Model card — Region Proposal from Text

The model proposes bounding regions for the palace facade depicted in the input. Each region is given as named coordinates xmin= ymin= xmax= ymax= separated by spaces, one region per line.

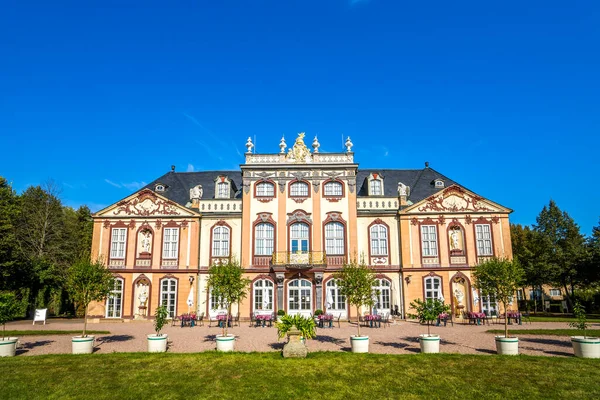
xmin=89 ymin=133 xmax=513 ymax=320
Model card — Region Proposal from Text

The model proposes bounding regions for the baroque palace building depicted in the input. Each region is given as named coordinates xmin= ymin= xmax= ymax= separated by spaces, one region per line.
xmin=90 ymin=133 xmax=513 ymax=321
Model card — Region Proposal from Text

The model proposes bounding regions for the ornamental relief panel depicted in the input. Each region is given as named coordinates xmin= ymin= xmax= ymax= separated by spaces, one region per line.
xmin=111 ymin=190 xmax=186 ymax=217
xmin=415 ymin=187 xmax=498 ymax=213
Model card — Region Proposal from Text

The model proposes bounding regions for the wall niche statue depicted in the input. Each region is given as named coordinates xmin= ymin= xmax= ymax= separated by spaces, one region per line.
xmin=448 ymin=226 xmax=464 ymax=255
xmin=137 ymin=229 xmax=153 ymax=258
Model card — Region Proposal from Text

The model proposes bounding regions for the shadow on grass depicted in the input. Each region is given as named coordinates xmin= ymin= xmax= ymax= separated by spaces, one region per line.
xmin=98 ymin=335 xmax=134 ymax=344
xmin=520 ymin=337 xmax=571 ymax=348
xmin=16 ymin=340 xmax=55 ymax=354
xmin=544 ymin=350 xmax=573 ymax=357
xmin=314 ymin=335 xmax=345 ymax=346
xmin=474 ymin=348 xmax=497 ymax=355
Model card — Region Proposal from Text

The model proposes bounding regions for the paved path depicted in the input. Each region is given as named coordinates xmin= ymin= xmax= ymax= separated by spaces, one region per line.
xmin=6 ymin=318 xmax=588 ymax=357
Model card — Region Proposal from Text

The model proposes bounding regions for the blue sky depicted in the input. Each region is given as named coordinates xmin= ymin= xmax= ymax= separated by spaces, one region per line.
xmin=1 ymin=0 xmax=598 ymax=234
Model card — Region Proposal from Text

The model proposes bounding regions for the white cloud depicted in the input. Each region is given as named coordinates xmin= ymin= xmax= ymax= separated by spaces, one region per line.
xmin=187 ymin=163 xmax=195 ymax=172
xmin=121 ymin=181 xmax=147 ymax=191
xmin=104 ymin=179 xmax=121 ymax=188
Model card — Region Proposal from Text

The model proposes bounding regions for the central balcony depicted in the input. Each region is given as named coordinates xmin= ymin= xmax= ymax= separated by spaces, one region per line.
xmin=272 ymin=251 xmax=326 ymax=269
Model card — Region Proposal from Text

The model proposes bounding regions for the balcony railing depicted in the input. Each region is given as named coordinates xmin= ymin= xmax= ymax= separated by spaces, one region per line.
xmin=272 ymin=251 xmax=326 ymax=268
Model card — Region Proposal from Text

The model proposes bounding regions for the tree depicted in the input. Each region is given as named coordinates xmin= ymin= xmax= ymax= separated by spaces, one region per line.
xmin=474 ymin=257 xmax=524 ymax=339
xmin=67 ymin=258 xmax=115 ymax=337
xmin=511 ymin=223 xmax=546 ymax=311
xmin=0 ymin=292 xmax=24 ymax=340
xmin=533 ymin=200 xmax=587 ymax=310
xmin=206 ymin=259 xmax=251 ymax=337
xmin=407 ymin=298 xmax=450 ymax=336
xmin=0 ymin=178 xmax=21 ymax=291
xmin=333 ymin=259 xmax=377 ymax=338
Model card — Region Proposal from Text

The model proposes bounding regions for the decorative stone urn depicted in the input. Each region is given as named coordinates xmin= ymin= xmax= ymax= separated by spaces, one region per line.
xmin=283 ymin=329 xmax=307 ymax=358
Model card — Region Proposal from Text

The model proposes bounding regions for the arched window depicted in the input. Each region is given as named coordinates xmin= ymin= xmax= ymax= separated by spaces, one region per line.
xmin=324 ymin=181 xmax=343 ymax=197
xmin=212 ymin=226 xmax=230 ymax=257
xmin=253 ymin=279 xmax=274 ymax=313
xmin=160 ymin=278 xmax=177 ymax=318
xmin=325 ymin=222 xmax=345 ymax=255
xmin=209 ymin=288 xmax=226 ymax=313
xmin=290 ymin=181 xmax=309 ymax=197
xmin=290 ymin=222 xmax=309 ymax=253
xmin=369 ymin=179 xmax=382 ymax=196
xmin=256 ymin=182 xmax=275 ymax=197
xmin=373 ymin=279 xmax=391 ymax=312
xmin=106 ymin=278 xmax=124 ymax=318
xmin=325 ymin=279 xmax=347 ymax=317
xmin=255 ymin=223 xmax=274 ymax=256
xmin=370 ymin=224 xmax=388 ymax=256
xmin=424 ymin=276 xmax=442 ymax=300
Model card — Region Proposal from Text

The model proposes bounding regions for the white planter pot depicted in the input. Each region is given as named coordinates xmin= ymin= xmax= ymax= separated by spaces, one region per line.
xmin=0 ymin=337 xmax=18 ymax=357
xmin=571 ymin=336 xmax=600 ymax=358
xmin=495 ymin=336 xmax=519 ymax=355
xmin=419 ymin=334 xmax=440 ymax=354
xmin=216 ymin=334 xmax=235 ymax=352
xmin=147 ymin=334 xmax=168 ymax=353
xmin=72 ymin=336 xmax=95 ymax=354
xmin=350 ymin=335 xmax=369 ymax=353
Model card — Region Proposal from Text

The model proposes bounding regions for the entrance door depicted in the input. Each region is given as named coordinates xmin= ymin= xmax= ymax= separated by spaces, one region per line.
xmin=325 ymin=279 xmax=347 ymax=319
xmin=106 ymin=278 xmax=124 ymax=318
xmin=288 ymin=279 xmax=312 ymax=317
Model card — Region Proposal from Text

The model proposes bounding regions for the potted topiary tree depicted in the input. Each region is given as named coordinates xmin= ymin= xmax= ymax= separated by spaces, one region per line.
xmin=333 ymin=259 xmax=377 ymax=353
xmin=206 ymin=258 xmax=251 ymax=352
xmin=67 ymin=258 xmax=115 ymax=354
xmin=408 ymin=298 xmax=450 ymax=354
xmin=569 ymin=301 xmax=600 ymax=358
xmin=0 ymin=292 xmax=22 ymax=357
xmin=276 ymin=314 xmax=317 ymax=358
xmin=473 ymin=257 xmax=524 ymax=355
xmin=147 ymin=304 xmax=169 ymax=352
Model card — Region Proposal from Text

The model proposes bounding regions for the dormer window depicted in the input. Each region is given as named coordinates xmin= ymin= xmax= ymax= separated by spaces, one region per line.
xmin=215 ymin=176 xmax=232 ymax=199
xmin=367 ymin=173 xmax=384 ymax=196
xmin=434 ymin=179 xmax=445 ymax=189
xmin=154 ymin=184 xmax=165 ymax=192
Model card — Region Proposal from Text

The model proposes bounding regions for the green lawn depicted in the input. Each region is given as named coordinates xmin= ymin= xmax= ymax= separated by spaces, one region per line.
xmin=530 ymin=316 xmax=600 ymax=323
xmin=1 ymin=330 xmax=110 ymax=337
xmin=1 ymin=353 xmax=598 ymax=399
xmin=487 ymin=329 xmax=600 ymax=337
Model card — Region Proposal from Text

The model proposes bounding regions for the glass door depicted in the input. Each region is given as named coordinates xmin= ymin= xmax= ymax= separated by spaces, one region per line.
xmin=106 ymin=278 xmax=123 ymax=318
xmin=288 ymin=279 xmax=312 ymax=317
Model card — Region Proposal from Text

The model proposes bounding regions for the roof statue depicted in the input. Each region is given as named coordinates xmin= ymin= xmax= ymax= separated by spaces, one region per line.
xmin=286 ymin=132 xmax=312 ymax=163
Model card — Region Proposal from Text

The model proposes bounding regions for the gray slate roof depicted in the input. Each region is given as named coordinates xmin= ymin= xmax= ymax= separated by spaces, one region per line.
xmin=140 ymin=167 xmax=459 ymax=209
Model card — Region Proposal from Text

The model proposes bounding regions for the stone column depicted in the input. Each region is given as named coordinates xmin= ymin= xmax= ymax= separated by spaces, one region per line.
xmin=276 ymin=272 xmax=285 ymax=311
xmin=315 ymin=272 xmax=324 ymax=311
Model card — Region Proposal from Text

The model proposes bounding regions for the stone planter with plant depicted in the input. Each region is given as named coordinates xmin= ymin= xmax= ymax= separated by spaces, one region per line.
xmin=206 ymin=259 xmax=251 ymax=352
xmin=276 ymin=314 xmax=317 ymax=358
xmin=277 ymin=309 xmax=285 ymax=323
xmin=474 ymin=257 xmax=524 ymax=355
xmin=333 ymin=259 xmax=377 ymax=353
xmin=569 ymin=301 xmax=600 ymax=358
xmin=0 ymin=292 xmax=22 ymax=357
xmin=147 ymin=305 xmax=169 ymax=353
xmin=67 ymin=258 xmax=115 ymax=355
xmin=408 ymin=298 xmax=450 ymax=354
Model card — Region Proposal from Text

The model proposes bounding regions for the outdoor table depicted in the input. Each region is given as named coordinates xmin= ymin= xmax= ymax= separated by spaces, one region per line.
xmin=317 ymin=314 xmax=334 ymax=328
xmin=468 ymin=312 xmax=486 ymax=325
xmin=436 ymin=313 xmax=449 ymax=326
xmin=180 ymin=314 xmax=196 ymax=327
xmin=506 ymin=312 xmax=522 ymax=325
xmin=255 ymin=314 xmax=272 ymax=328
xmin=217 ymin=314 xmax=232 ymax=328
xmin=364 ymin=314 xmax=381 ymax=328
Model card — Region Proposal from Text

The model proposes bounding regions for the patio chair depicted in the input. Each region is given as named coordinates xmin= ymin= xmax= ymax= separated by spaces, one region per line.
xmin=208 ymin=314 xmax=219 ymax=328
xmin=233 ymin=313 xmax=240 ymax=327
xmin=497 ymin=313 xmax=506 ymax=325
xmin=521 ymin=311 xmax=532 ymax=325
xmin=381 ymin=313 xmax=391 ymax=328
xmin=171 ymin=314 xmax=181 ymax=327
xmin=196 ymin=312 xmax=205 ymax=327
xmin=442 ymin=313 xmax=454 ymax=327
xmin=249 ymin=312 xmax=256 ymax=327
xmin=335 ymin=313 xmax=342 ymax=328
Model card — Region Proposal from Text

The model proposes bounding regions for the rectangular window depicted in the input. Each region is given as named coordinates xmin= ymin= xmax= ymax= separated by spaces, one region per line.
xmin=110 ymin=228 xmax=127 ymax=259
xmin=162 ymin=228 xmax=179 ymax=259
xmin=549 ymin=289 xmax=561 ymax=296
xmin=421 ymin=225 xmax=438 ymax=257
xmin=325 ymin=223 xmax=345 ymax=255
xmin=424 ymin=277 xmax=441 ymax=300
xmin=370 ymin=180 xmax=382 ymax=195
xmin=217 ymin=182 xmax=229 ymax=198
xmin=475 ymin=224 xmax=493 ymax=256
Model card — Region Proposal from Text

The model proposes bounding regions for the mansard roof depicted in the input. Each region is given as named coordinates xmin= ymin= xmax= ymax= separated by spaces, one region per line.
xmin=143 ymin=170 xmax=242 ymax=206
xmin=356 ymin=167 xmax=457 ymax=204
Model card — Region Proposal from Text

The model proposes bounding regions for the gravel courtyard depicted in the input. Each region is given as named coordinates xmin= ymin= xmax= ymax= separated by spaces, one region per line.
xmin=6 ymin=318 xmax=587 ymax=357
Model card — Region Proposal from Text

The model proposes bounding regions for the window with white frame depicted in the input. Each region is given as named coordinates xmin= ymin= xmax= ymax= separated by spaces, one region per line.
xmin=326 ymin=279 xmax=346 ymax=314
xmin=290 ymin=181 xmax=309 ymax=197
xmin=255 ymin=223 xmax=274 ymax=256
xmin=373 ymin=279 xmax=391 ymax=311
xmin=256 ymin=182 xmax=275 ymax=197
xmin=421 ymin=225 xmax=438 ymax=256
xmin=475 ymin=224 xmax=493 ymax=256
xmin=110 ymin=228 xmax=127 ymax=259
xmin=549 ymin=289 xmax=561 ymax=296
xmin=424 ymin=276 xmax=442 ymax=300
xmin=212 ymin=226 xmax=230 ymax=257
xmin=325 ymin=222 xmax=345 ymax=255
xmin=209 ymin=288 xmax=226 ymax=312
xmin=160 ymin=278 xmax=177 ymax=318
xmin=216 ymin=182 xmax=229 ymax=199
xmin=370 ymin=224 xmax=388 ymax=256
xmin=290 ymin=222 xmax=309 ymax=253
xmin=253 ymin=279 xmax=274 ymax=313
xmin=324 ymin=181 xmax=343 ymax=197
xmin=481 ymin=295 xmax=498 ymax=316
xmin=370 ymin=179 xmax=382 ymax=196
xmin=162 ymin=228 xmax=179 ymax=259
xmin=106 ymin=278 xmax=123 ymax=318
